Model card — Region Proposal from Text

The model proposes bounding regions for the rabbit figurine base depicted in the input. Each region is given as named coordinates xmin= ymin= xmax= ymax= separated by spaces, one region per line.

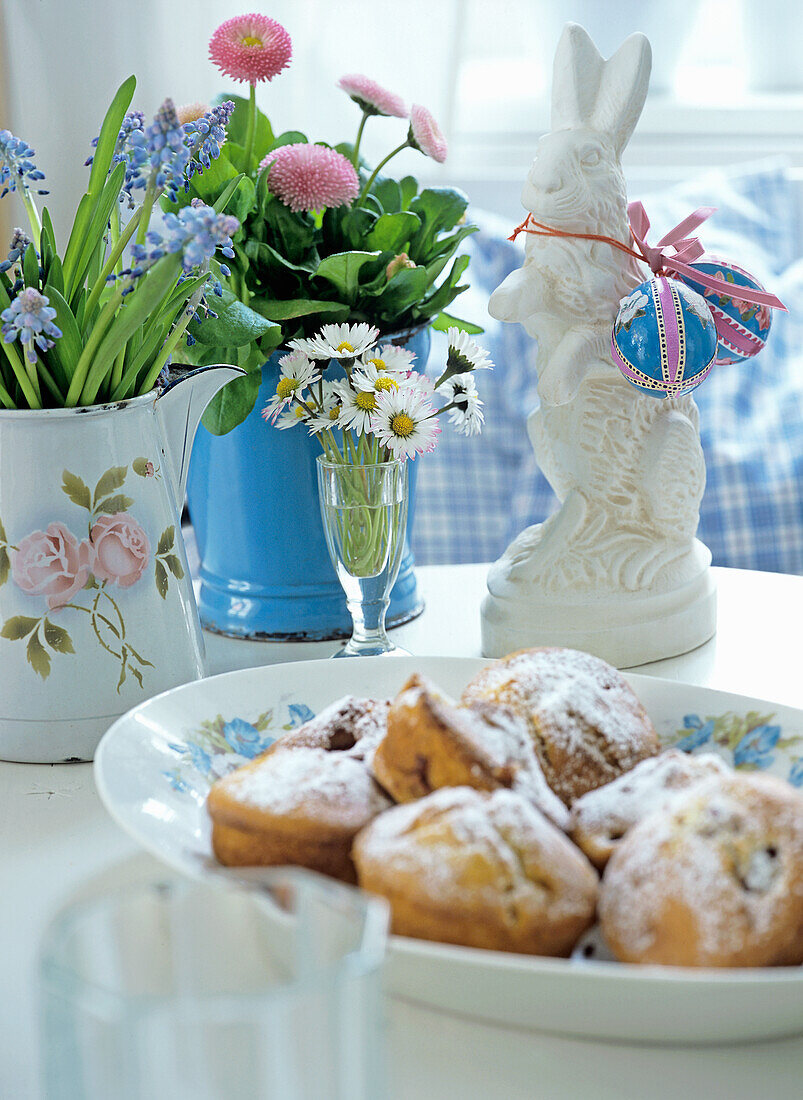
xmin=482 ymin=23 xmax=716 ymax=668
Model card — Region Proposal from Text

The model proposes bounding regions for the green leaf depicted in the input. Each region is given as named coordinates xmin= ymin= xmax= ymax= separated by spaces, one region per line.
xmin=155 ymin=560 xmax=168 ymax=600
xmin=418 ymin=254 xmax=470 ymax=316
xmin=61 ymin=193 xmax=93 ymax=296
xmin=43 ymin=285 xmax=83 ymax=385
xmin=187 ymin=154 xmax=239 ymax=204
xmin=41 ymin=207 xmax=58 ymax=255
xmin=157 ymin=526 xmax=175 ymax=555
xmin=366 ymin=212 xmax=421 ymax=253
xmin=262 ymin=200 xmax=315 ymax=265
xmin=314 ymin=251 xmax=382 ymax=304
xmin=201 ymin=370 xmax=261 ymax=435
xmin=1 ymin=615 xmax=39 ymax=640
xmin=164 ymin=553 xmax=185 ymax=580
xmin=222 ymin=95 xmax=275 ymax=162
xmin=86 ymin=255 xmax=184 ymax=401
xmin=94 ymin=494 xmax=134 ymax=515
xmin=43 ymin=618 xmax=75 ymax=654
xmin=399 ymin=176 xmax=419 ymax=209
xmin=189 ymin=290 xmax=280 ymax=347
xmin=44 ymin=254 xmax=65 ymax=297
xmin=62 ymin=470 xmax=91 ymax=510
xmin=213 ymin=173 xmax=246 ymax=215
xmin=267 ymin=130 xmax=308 ymax=151
xmin=223 ymin=141 xmax=249 ymax=175
xmin=26 ymin=630 xmax=51 ymax=679
xmin=373 ymin=265 xmax=431 ymax=318
xmin=70 ymin=161 xmax=127 ymax=294
xmin=249 ymin=297 xmax=350 ymax=323
xmin=94 ymin=466 xmax=128 ymax=504
xmin=430 ymin=311 xmax=484 ymax=335
xmin=0 ymin=547 xmax=8 ymax=587
xmin=22 ymin=243 xmax=39 ymax=289
xmin=86 ymin=75 xmax=136 ymax=205
xmin=63 ymin=74 xmax=136 ymax=294
xmin=132 ymin=457 xmax=150 ymax=477
xmin=227 ymin=175 xmax=256 ymax=224
xmin=409 ymin=187 xmax=469 ymax=261
xmin=372 ymin=178 xmax=402 ymax=214
xmin=0 ymin=516 xmax=6 ymax=542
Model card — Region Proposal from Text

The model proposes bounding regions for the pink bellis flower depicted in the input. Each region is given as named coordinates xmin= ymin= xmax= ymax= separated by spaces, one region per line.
xmin=209 ymin=13 xmax=292 ymax=85
xmin=260 ymin=143 xmax=360 ymax=214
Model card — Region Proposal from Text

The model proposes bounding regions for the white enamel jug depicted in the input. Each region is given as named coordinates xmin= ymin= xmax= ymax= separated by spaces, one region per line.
xmin=0 ymin=365 xmax=241 ymax=762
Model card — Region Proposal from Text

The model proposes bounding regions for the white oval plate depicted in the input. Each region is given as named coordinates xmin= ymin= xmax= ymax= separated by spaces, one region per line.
xmin=95 ymin=656 xmax=803 ymax=1045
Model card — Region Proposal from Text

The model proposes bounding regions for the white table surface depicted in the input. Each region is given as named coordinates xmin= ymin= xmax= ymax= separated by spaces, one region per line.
xmin=3 ymin=563 xmax=803 ymax=1100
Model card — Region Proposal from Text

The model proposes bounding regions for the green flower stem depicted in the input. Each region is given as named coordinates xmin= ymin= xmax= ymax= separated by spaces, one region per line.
xmin=135 ymin=177 xmax=157 ymax=247
xmin=243 ymin=83 xmax=257 ymax=172
xmin=324 ymin=459 xmax=404 ymax=577
xmin=355 ymin=139 xmax=410 ymax=209
xmin=21 ymin=188 xmax=43 ymax=250
xmin=0 ymin=340 xmax=41 ymax=408
xmin=65 ymin=286 xmax=124 ymax=405
xmin=0 ymin=376 xmax=14 ymax=409
xmin=352 ymin=110 xmax=369 ymax=168
xmin=83 ymin=208 xmax=142 ymax=325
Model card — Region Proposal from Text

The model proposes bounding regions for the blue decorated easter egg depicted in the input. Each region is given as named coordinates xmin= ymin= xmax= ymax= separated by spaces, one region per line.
xmin=679 ymin=259 xmax=772 ymax=365
xmin=611 ymin=276 xmax=717 ymax=399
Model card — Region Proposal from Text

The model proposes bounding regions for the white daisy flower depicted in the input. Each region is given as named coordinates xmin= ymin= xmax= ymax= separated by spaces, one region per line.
xmin=332 ymin=379 xmax=381 ymax=435
xmin=370 ymin=385 xmax=440 ymax=460
xmin=261 ymin=350 xmax=320 ymax=423
xmin=276 ymin=403 xmax=311 ymax=430
xmin=307 ymin=380 xmax=343 ymax=434
xmin=445 ymin=327 xmax=493 ymax=374
xmin=290 ymin=322 xmax=379 ymax=361
xmin=351 ymin=365 xmax=404 ymax=398
xmin=360 ymin=343 xmax=416 ymax=376
xmin=440 ymin=373 xmax=485 ymax=436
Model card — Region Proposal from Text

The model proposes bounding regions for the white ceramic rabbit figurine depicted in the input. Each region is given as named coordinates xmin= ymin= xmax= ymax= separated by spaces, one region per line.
xmin=482 ymin=24 xmax=716 ymax=667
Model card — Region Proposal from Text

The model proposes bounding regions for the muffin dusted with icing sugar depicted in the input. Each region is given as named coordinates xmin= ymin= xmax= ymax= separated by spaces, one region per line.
xmin=462 ymin=647 xmax=660 ymax=805
xmin=208 ymin=746 xmax=391 ymax=883
xmin=372 ymin=673 xmax=570 ymax=831
xmin=599 ymin=772 xmax=803 ymax=967
xmin=267 ymin=695 xmax=390 ymax=767
xmin=353 ymin=786 xmax=598 ymax=955
xmin=570 ymin=749 xmax=729 ymax=869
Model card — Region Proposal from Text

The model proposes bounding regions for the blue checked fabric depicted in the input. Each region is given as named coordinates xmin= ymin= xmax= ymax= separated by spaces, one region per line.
xmin=411 ymin=162 xmax=803 ymax=574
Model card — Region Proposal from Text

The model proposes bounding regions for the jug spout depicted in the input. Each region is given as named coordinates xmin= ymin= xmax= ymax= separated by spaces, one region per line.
xmin=156 ymin=364 xmax=245 ymax=502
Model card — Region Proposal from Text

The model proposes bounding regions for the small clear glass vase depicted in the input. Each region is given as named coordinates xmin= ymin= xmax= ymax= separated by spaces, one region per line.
xmin=316 ymin=457 xmax=410 ymax=657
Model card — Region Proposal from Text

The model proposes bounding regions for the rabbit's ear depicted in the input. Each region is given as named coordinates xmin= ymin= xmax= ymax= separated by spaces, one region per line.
xmin=591 ymin=33 xmax=652 ymax=154
xmin=551 ymin=23 xmax=605 ymax=131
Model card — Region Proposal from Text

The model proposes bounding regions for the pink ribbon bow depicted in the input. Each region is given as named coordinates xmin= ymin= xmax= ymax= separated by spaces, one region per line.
xmin=628 ymin=201 xmax=787 ymax=358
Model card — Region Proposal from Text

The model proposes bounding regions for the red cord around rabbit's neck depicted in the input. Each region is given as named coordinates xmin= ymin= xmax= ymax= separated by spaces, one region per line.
xmin=509 ymin=213 xmax=646 ymax=264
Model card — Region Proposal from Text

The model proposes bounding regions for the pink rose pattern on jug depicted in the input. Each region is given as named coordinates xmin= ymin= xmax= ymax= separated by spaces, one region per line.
xmin=0 ymin=460 xmax=184 ymax=685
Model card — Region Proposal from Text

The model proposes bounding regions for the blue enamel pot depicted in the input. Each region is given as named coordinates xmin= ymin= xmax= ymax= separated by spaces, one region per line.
xmin=187 ymin=326 xmax=428 ymax=639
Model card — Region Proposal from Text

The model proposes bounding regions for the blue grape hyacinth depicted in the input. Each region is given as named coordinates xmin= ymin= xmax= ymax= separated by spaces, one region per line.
xmin=0 ymin=227 xmax=33 ymax=275
xmin=184 ymin=102 xmax=235 ymax=178
xmin=1 ymin=288 xmax=62 ymax=363
xmin=162 ymin=204 xmax=238 ymax=272
xmin=0 ymin=130 xmax=47 ymax=198
xmin=125 ymin=98 xmax=190 ymax=203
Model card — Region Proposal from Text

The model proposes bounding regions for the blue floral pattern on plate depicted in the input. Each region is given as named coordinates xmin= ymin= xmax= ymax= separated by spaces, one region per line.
xmin=662 ymin=709 xmax=802 ymax=776
xmin=162 ymin=702 xmax=316 ymax=793
xmin=163 ymin=701 xmax=803 ymax=796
